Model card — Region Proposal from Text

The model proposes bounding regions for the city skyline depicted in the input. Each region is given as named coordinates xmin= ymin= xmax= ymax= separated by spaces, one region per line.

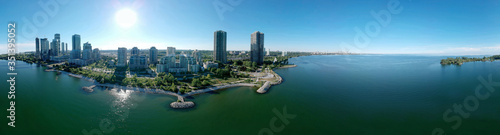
xmin=1 ymin=0 xmax=499 ymax=55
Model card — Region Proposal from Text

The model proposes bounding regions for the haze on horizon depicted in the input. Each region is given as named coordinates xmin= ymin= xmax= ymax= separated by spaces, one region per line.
xmin=0 ymin=0 xmax=499 ymax=55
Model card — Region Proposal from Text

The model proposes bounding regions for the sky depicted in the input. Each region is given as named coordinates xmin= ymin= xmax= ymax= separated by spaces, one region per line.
xmin=0 ymin=0 xmax=499 ymax=55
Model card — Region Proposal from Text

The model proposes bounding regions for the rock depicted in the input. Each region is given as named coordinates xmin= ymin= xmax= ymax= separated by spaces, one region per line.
xmin=170 ymin=101 xmax=195 ymax=109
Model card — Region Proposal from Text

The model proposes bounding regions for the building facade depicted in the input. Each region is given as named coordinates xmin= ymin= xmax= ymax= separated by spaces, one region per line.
xmin=167 ymin=47 xmax=176 ymax=56
xmin=129 ymin=55 xmax=148 ymax=70
xmin=82 ymin=42 xmax=92 ymax=60
xmin=71 ymin=34 xmax=81 ymax=59
xmin=192 ymin=49 xmax=202 ymax=65
xmin=131 ymin=47 xmax=139 ymax=56
xmin=214 ymin=30 xmax=227 ymax=63
xmin=157 ymin=52 xmax=200 ymax=74
xmin=40 ymin=38 xmax=50 ymax=60
xmin=65 ymin=43 xmax=68 ymax=55
xmin=117 ymin=47 xmax=127 ymax=67
xmin=35 ymin=37 xmax=40 ymax=59
xmin=93 ymin=48 xmax=101 ymax=60
xmin=50 ymin=38 xmax=60 ymax=56
xmin=250 ymin=31 xmax=264 ymax=65
xmin=203 ymin=61 xmax=219 ymax=70
xmin=149 ymin=46 xmax=158 ymax=64
xmin=61 ymin=42 xmax=65 ymax=54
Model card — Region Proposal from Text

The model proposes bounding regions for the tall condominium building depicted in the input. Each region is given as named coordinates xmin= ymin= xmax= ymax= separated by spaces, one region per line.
xmin=61 ymin=42 xmax=65 ymax=54
xmin=129 ymin=47 xmax=148 ymax=70
xmin=82 ymin=42 xmax=92 ymax=60
xmin=35 ymin=37 xmax=40 ymax=59
xmin=55 ymin=33 xmax=60 ymax=41
xmin=267 ymin=48 xmax=270 ymax=56
xmin=192 ymin=49 xmax=202 ymax=65
xmin=167 ymin=47 xmax=176 ymax=56
xmin=149 ymin=46 xmax=158 ymax=64
xmin=71 ymin=34 xmax=81 ymax=59
xmin=54 ymin=33 xmax=61 ymax=56
xmin=40 ymin=38 xmax=50 ymax=60
xmin=65 ymin=43 xmax=68 ymax=54
xmin=117 ymin=47 xmax=127 ymax=67
xmin=129 ymin=55 xmax=148 ymax=70
xmin=214 ymin=30 xmax=227 ymax=63
xmin=93 ymin=48 xmax=101 ymax=60
xmin=131 ymin=47 xmax=140 ymax=56
xmin=250 ymin=31 xmax=265 ymax=65
xmin=50 ymin=38 xmax=60 ymax=56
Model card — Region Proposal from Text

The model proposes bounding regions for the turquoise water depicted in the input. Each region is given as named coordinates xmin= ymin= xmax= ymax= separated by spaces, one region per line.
xmin=2 ymin=55 xmax=500 ymax=135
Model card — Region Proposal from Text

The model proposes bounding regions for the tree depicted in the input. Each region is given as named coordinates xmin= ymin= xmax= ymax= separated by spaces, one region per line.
xmin=202 ymin=80 xmax=210 ymax=86
xmin=170 ymin=83 xmax=177 ymax=92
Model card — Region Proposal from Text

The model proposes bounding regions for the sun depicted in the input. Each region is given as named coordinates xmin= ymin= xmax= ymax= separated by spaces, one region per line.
xmin=115 ymin=8 xmax=137 ymax=28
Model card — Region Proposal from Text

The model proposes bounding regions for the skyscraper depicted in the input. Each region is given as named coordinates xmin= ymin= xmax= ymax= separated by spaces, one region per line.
xmin=50 ymin=38 xmax=60 ymax=56
xmin=61 ymin=42 xmax=65 ymax=54
xmin=131 ymin=47 xmax=140 ymax=56
xmin=130 ymin=47 xmax=148 ymax=69
xmin=93 ymin=48 xmax=101 ymax=60
xmin=65 ymin=43 xmax=68 ymax=54
xmin=149 ymin=46 xmax=158 ymax=64
xmin=251 ymin=31 xmax=264 ymax=65
xmin=53 ymin=33 xmax=61 ymax=56
xmin=267 ymin=48 xmax=270 ymax=56
xmin=71 ymin=34 xmax=81 ymax=59
xmin=54 ymin=33 xmax=60 ymax=41
xmin=167 ymin=47 xmax=176 ymax=56
xmin=35 ymin=37 xmax=40 ymax=59
xmin=82 ymin=42 xmax=92 ymax=60
xmin=192 ymin=49 xmax=202 ymax=65
xmin=214 ymin=30 xmax=227 ymax=63
xmin=117 ymin=47 xmax=127 ymax=67
xmin=40 ymin=38 xmax=50 ymax=60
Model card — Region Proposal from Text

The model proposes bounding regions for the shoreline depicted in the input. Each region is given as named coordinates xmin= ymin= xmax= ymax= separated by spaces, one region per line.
xmin=30 ymin=59 xmax=294 ymax=109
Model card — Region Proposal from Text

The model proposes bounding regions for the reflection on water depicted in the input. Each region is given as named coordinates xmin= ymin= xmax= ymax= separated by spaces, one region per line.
xmin=109 ymin=89 xmax=133 ymax=122
xmin=112 ymin=89 xmax=132 ymax=102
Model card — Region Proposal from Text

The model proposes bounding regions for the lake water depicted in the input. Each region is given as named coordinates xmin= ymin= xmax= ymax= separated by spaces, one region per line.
xmin=2 ymin=55 xmax=500 ymax=135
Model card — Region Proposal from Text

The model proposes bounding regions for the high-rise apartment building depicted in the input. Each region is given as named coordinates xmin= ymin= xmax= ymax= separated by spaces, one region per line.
xmin=250 ymin=31 xmax=264 ymax=65
xmin=214 ymin=30 xmax=227 ymax=63
xmin=82 ymin=42 xmax=92 ymax=60
xmin=167 ymin=47 xmax=176 ymax=56
xmin=71 ymin=34 xmax=81 ymax=59
xmin=149 ymin=46 xmax=158 ymax=64
xmin=117 ymin=47 xmax=127 ymax=67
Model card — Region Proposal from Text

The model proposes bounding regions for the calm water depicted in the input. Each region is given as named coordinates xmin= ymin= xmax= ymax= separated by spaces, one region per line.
xmin=2 ymin=55 xmax=500 ymax=135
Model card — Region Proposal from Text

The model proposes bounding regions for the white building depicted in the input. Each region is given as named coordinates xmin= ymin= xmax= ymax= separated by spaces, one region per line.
xmin=203 ymin=61 xmax=219 ymax=70
xmin=157 ymin=52 xmax=200 ymax=74
xmin=167 ymin=47 xmax=176 ymax=56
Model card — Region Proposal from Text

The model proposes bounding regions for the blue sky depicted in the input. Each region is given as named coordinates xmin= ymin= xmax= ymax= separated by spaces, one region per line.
xmin=1 ymin=0 xmax=499 ymax=55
